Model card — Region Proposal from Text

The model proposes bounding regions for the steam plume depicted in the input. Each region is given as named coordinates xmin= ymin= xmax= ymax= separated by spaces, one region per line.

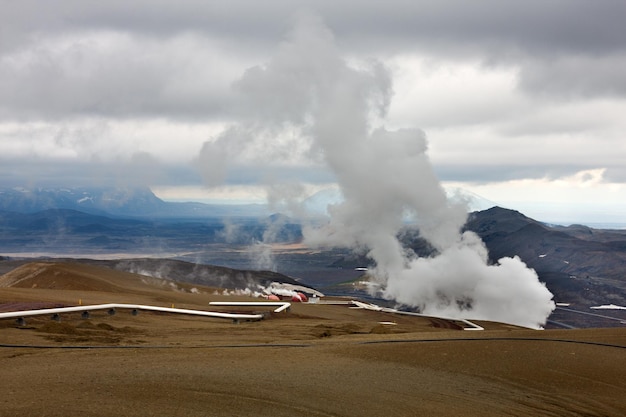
xmin=197 ymin=13 xmax=555 ymax=328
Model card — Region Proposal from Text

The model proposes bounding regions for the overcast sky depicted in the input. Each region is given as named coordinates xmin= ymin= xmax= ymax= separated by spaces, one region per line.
xmin=1 ymin=1 xmax=625 ymax=225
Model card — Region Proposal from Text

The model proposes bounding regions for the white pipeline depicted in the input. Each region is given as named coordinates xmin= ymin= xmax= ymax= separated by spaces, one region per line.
xmin=209 ymin=301 xmax=292 ymax=313
xmin=351 ymin=300 xmax=485 ymax=331
xmin=0 ymin=303 xmax=264 ymax=321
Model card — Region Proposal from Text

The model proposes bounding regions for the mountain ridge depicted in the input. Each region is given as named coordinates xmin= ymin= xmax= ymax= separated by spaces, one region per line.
xmin=0 ymin=186 xmax=267 ymax=218
xmin=1 ymin=189 xmax=626 ymax=325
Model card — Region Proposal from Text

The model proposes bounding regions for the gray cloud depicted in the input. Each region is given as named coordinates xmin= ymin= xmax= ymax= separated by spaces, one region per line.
xmin=0 ymin=32 xmax=236 ymax=121
xmin=0 ymin=0 xmax=625 ymax=219
xmin=3 ymin=1 xmax=625 ymax=122
xmin=519 ymin=55 xmax=626 ymax=98
xmin=5 ymin=1 xmax=624 ymax=54
xmin=0 ymin=153 xmax=170 ymax=189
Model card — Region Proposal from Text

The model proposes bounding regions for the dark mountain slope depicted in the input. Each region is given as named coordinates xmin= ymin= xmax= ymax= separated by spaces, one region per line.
xmin=465 ymin=207 xmax=626 ymax=307
xmin=466 ymin=207 xmax=626 ymax=280
xmin=91 ymin=258 xmax=308 ymax=290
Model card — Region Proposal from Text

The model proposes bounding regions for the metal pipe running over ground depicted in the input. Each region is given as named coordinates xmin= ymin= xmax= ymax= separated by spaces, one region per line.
xmin=350 ymin=300 xmax=485 ymax=331
xmin=0 ymin=303 xmax=266 ymax=322
xmin=209 ymin=301 xmax=292 ymax=313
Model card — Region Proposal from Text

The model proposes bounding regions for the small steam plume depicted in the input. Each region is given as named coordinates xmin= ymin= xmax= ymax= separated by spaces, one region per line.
xmin=196 ymin=13 xmax=554 ymax=328
xmin=218 ymin=218 xmax=275 ymax=270
xmin=248 ymin=241 xmax=276 ymax=271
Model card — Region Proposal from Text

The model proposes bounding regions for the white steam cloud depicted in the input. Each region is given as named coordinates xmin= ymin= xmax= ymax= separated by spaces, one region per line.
xmin=196 ymin=13 xmax=555 ymax=329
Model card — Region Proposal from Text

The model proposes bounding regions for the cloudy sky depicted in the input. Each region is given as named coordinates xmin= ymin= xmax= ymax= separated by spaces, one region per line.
xmin=2 ymin=0 xmax=625 ymax=225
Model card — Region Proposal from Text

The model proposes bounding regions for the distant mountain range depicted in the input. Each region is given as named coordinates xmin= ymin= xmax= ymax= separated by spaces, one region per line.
xmin=0 ymin=186 xmax=496 ymax=219
xmin=1 ymin=187 xmax=626 ymax=325
xmin=0 ymin=186 xmax=267 ymax=218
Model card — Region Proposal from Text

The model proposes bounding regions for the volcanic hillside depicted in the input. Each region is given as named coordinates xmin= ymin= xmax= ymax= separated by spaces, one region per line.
xmin=1 ymin=261 xmax=626 ymax=416
xmin=0 ymin=261 xmax=224 ymax=314
xmin=0 ymin=261 xmax=203 ymax=294
xmin=464 ymin=207 xmax=626 ymax=308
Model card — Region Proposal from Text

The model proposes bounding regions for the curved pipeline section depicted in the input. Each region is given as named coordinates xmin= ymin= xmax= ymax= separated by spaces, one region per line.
xmin=0 ymin=303 xmax=265 ymax=321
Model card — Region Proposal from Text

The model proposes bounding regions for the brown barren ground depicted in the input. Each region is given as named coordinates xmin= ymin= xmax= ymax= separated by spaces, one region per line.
xmin=1 ymin=262 xmax=625 ymax=416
